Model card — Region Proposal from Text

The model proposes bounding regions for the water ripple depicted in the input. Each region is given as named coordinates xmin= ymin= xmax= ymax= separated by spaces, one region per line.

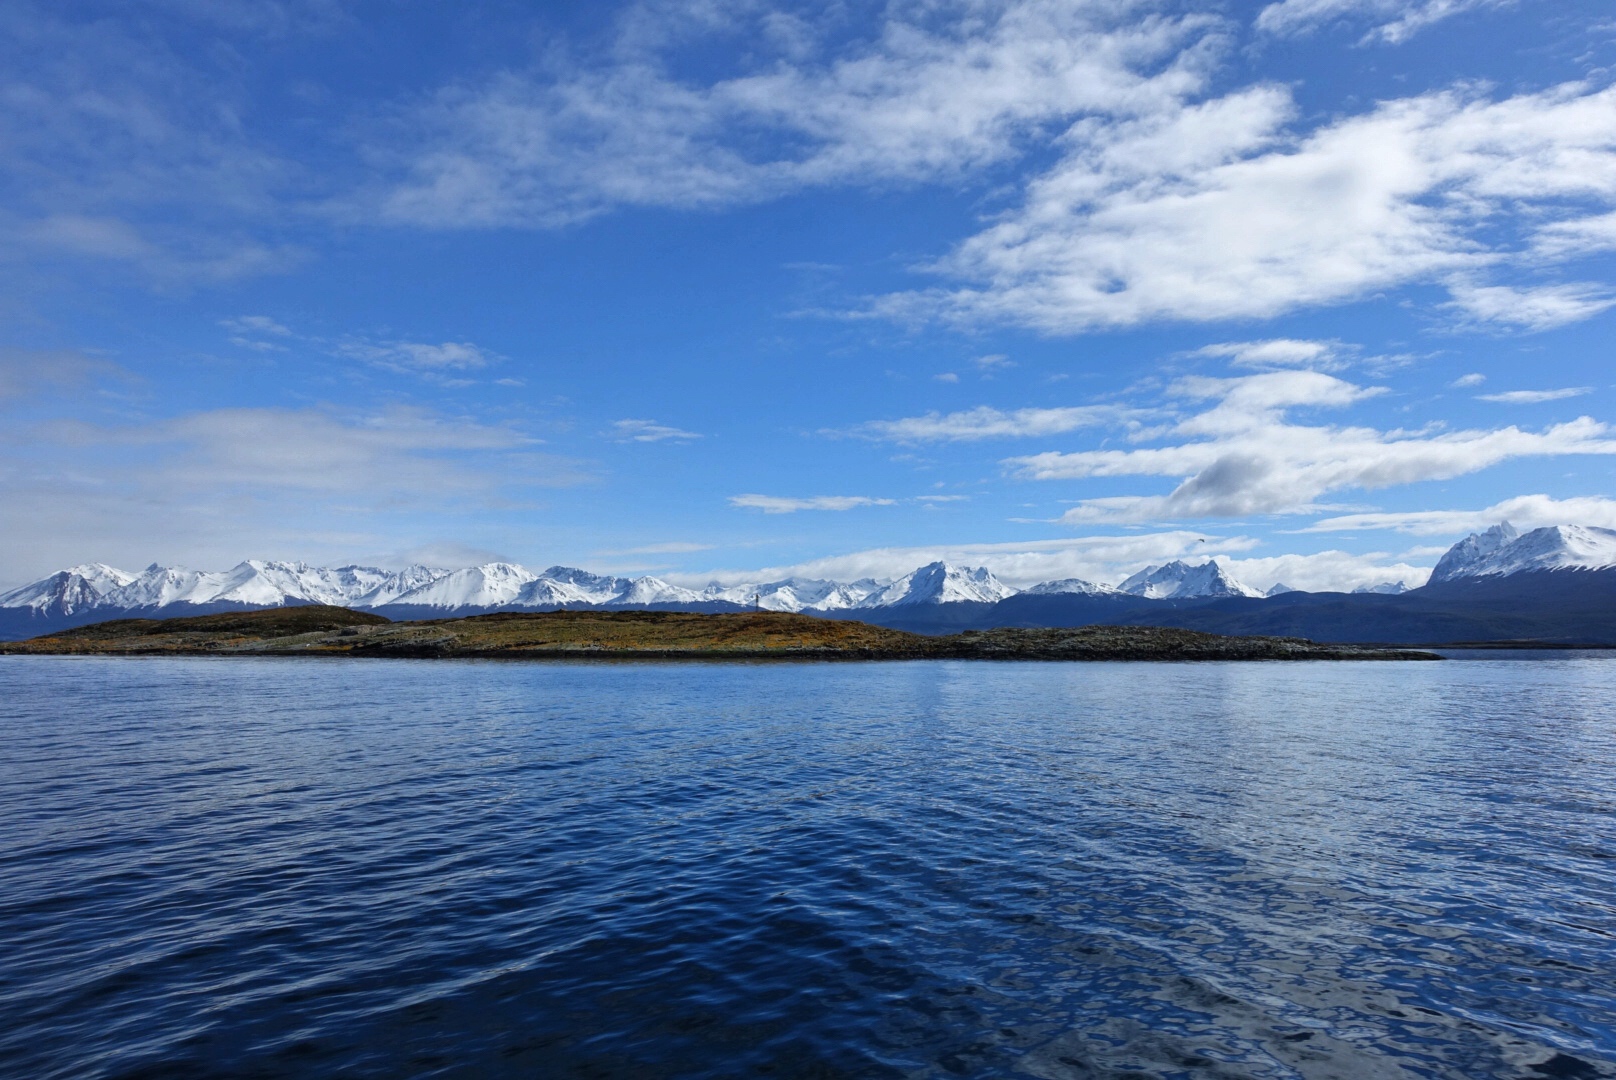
xmin=1 ymin=656 xmax=1613 ymax=1078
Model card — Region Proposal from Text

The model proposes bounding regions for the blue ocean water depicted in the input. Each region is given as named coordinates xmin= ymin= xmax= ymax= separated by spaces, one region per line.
xmin=1 ymin=656 xmax=1613 ymax=1079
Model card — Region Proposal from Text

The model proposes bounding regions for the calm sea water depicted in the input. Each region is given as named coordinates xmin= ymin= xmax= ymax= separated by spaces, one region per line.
xmin=2 ymin=656 xmax=1614 ymax=1080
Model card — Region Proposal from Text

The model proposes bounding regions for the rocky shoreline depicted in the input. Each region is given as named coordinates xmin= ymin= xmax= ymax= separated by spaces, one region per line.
xmin=0 ymin=607 xmax=1441 ymax=662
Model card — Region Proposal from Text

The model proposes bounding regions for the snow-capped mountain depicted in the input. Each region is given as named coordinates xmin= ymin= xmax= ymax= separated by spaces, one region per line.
xmin=1022 ymin=577 xmax=1119 ymax=597
xmin=384 ymin=563 xmax=541 ymax=608
xmin=1430 ymin=523 xmax=1616 ymax=583
xmin=1264 ymin=583 xmax=1298 ymax=597
xmin=1118 ymin=560 xmax=1263 ymax=600
xmin=697 ymin=577 xmax=884 ymax=613
xmin=353 ymin=565 xmax=453 ymax=606
xmin=0 ymin=563 xmax=137 ymax=616
xmin=614 ymin=576 xmax=704 ymax=606
xmin=1353 ymin=581 xmax=1410 ymax=595
xmin=1429 ymin=523 xmax=1519 ymax=584
xmin=521 ymin=567 xmax=633 ymax=606
xmin=856 ymin=562 xmax=1016 ymax=607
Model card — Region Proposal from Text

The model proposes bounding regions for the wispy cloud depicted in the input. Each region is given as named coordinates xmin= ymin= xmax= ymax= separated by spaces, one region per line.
xmin=1478 ymin=388 xmax=1593 ymax=404
xmin=595 ymin=541 xmax=715 ymax=556
xmin=221 ymin=315 xmax=294 ymax=337
xmin=1255 ymin=0 xmax=1515 ymax=44
xmin=372 ymin=1 xmax=1221 ymax=227
xmin=729 ymin=494 xmax=895 ymax=514
xmin=1193 ymin=339 xmax=1344 ymax=371
xmin=0 ymin=348 xmax=129 ymax=401
xmin=339 ymin=340 xmax=496 ymax=373
xmin=610 ymin=419 xmax=703 ymax=443
xmin=0 ymin=404 xmax=592 ymax=580
xmin=859 ymin=405 xmax=1124 ymax=442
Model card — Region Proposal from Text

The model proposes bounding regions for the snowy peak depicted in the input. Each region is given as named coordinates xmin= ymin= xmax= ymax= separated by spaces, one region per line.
xmin=0 ymin=563 xmax=136 ymax=615
xmin=614 ymin=576 xmax=703 ymax=606
xmin=1023 ymin=577 xmax=1118 ymax=597
xmin=352 ymin=565 xmax=452 ymax=607
xmin=1353 ymin=581 xmax=1410 ymax=595
xmin=520 ymin=567 xmax=631 ymax=606
xmin=1119 ymin=560 xmax=1262 ymax=600
xmin=387 ymin=563 xmax=540 ymax=608
xmin=858 ymin=562 xmax=1016 ymax=607
xmin=1430 ymin=523 xmax=1616 ymax=583
xmin=699 ymin=577 xmax=882 ymax=613
xmin=1264 ymin=583 xmax=1298 ymax=597
xmin=1429 ymin=522 xmax=1521 ymax=584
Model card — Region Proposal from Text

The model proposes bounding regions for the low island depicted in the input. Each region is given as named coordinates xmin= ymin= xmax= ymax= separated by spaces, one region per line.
xmin=1 ymin=606 xmax=1440 ymax=661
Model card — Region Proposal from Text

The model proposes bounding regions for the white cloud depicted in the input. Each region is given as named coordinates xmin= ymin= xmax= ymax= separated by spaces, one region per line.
xmin=375 ymin=0 xmax=1222 ymax=227
xmin=1477 ymin=387 xmax=1593 ymax=404
xmin=1304 ymin=494 xmax=1616 ymax=535
xmin=595 ymin=541 xmax=716 ymax=556
xmin=974 ymin=354 xmax=1015 ymax=370
xmin=860 ymin=404 xmax=1123 ymax=442
xmin=0 ymin=10 xmax=307 ymax=286
xmin=728 ymin=494 xmax=896 ymax=513
xmin=0 ymin=348 xmax=127 ymax=401
xmin=1255 ymin=0 xmax=1514 ymax=44
xmin=220 ymin=315 xmax=293 ymax=337
xmin=673 ymin=531 xmax=1431 ymax=592
xmin=1220 ymin=549 xmax=1432 ymax=591
xmin=339 ymin=339 xmax=496 ymax=373
xmin=881 ymin=81 xmax=1616 ymax=333
xmin=1193 ymin=339 xmax=1343 ymax=370
xmin=1445 ymin=283 xmax=1616 ymax=331
xmin=611 ymin=419 xmax=703 ymax=442
xmin=1003 ymin=371 xmax=1616 ymax=522
xmin=1534 ymin=210 xmax=1616 ymax=260
xmin=0 ymin=405 xmax=591 ymax=581
xmin=1451 ymin=373 xmax=1486 ymax=388
xmin=678 ymin=531 xmax=1256 ymax=588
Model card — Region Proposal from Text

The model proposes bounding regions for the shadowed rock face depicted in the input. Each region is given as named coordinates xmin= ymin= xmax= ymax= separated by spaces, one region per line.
xmin=2 ymin=607 xmax=1438 ymax=662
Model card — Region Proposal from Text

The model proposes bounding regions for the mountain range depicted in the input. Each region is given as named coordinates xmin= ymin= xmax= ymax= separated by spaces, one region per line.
xmin=5 ymin=523 xmax=1616 ymax=644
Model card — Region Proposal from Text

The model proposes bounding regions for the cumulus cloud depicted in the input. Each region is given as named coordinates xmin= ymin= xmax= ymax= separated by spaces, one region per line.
xmin=1477 ymin=387 xmax=1594 ymax=404
xmin=859 ymin=405 xmax=1124 ymax=442
xmin=1002 ymin=370 xmax=1616 ymax=523
xmin=611 ymin=419 xmax=703 ymax=442
xmin=1304 ymin=494 xmax=1616 ymax=535
xmin=1255 ymin=0 xmax=1514 ymax=44
xmin=729 ymin=494 xmax=896 ymax=514
xmin=880 ymin=81 xmax=1616 ymax=333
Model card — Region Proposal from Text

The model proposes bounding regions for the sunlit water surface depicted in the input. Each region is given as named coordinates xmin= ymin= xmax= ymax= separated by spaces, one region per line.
xmin=1 ymin=656 xmax=1613 ymax=1079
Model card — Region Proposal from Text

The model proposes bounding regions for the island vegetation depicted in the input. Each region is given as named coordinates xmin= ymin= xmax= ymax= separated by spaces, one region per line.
xmin=0 ymin=606 xmax=1440 ymax=661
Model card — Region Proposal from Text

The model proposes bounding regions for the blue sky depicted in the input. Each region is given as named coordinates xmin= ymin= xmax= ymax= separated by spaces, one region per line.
xmin=3 ymin=0 xmax=1616 ymax=591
